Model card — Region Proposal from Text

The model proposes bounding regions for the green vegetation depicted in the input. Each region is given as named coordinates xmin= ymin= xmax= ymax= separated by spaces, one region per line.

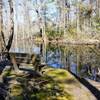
xmin=1 ymin=66 xmax=95 ymax=100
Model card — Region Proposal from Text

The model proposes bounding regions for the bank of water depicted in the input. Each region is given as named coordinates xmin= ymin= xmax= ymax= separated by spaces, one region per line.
xmin=0 ymin=42 xmax=100 ymax=100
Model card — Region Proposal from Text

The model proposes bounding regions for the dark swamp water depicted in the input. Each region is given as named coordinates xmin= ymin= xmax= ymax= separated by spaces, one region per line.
xmin=10 ymin=42 xmax=100 ymax=82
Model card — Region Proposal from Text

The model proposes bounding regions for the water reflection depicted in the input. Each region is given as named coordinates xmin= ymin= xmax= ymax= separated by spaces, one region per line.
xmin=10 ymin=42 xmax=100 ymax=82
xmin=10 ymin=42 xmax=41 ymax=54
xmin=44 ymin=43 xmax=100 ymax=82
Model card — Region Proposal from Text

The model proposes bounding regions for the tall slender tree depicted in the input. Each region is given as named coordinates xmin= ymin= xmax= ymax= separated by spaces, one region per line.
xmin=96 ymin=0 xmax=100 ymax=17
xmin=8 ymin=0 xmax=19 ymax=71
xmin=0 ymin=0 xmax=6 ymax=52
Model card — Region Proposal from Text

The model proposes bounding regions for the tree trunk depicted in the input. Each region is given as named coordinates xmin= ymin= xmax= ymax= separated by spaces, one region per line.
xmin=63 ymin=0 xmax=66 ymax=38
xmin=0 ymin=0 xmax=6 ymax=52
xmin=8 ymin=0 xmax=19 ymax=72
xmin=76 ymin=0 xmax=80 ymax=34
xmin=96 ymin=0 xmax=100 ymax=17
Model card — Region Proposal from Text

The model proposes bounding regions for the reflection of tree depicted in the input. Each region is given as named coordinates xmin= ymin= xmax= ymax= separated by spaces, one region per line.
xmin=40 ymin=42 xmax=47 ymax=64
xmin=45 ymin=44 xmax=100 ymax=80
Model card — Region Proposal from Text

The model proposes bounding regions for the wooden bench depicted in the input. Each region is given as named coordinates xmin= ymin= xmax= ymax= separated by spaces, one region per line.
xmin=3 ymin=52 xmax=45 ymax=72
xmin=3 ymin=52 xmax=36 ymax=64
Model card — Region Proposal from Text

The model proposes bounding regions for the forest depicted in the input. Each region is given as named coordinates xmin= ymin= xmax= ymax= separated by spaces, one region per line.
xmin=0 ymin=0 xmax=100 ymax=100
xmin=0 ymin=0 xmax=100 ymax=45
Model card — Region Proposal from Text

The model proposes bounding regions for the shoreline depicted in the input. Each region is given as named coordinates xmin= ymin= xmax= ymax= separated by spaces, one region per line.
xmin=33 ymin=38 xmax=100 ymax=45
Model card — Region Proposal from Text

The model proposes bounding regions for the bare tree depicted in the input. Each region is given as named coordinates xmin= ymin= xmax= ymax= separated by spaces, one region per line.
xmin=8 ymin=0 xmax=19 ymax=71
xmin=96 ymin=0 xmax=100 ymax=17
xmin=0 ymin=0 xmax=6 ymax=52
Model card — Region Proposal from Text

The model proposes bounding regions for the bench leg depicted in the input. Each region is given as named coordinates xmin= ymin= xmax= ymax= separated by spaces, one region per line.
xmin=10 ymin=54 xmax=19 ymax=72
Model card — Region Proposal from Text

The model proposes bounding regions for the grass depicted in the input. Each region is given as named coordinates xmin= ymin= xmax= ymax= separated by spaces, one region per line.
xmin=10 ymin=84 xmax=23 ymax=96
xmin=2 ymin=66 xmax=95 ymax=100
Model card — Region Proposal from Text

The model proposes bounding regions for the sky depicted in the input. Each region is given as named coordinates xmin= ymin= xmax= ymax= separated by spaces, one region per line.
xmin=2 ymin=0 xmax=94 ymax=33
xmin=14 ymin=0 xmax=57 ymax=23
xmin=3 ymin=0 xmax=91 ymax=24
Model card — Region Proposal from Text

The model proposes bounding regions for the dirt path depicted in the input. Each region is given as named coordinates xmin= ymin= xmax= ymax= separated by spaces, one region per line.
xmin=43 ymin=68 xmax=97 ymax=100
